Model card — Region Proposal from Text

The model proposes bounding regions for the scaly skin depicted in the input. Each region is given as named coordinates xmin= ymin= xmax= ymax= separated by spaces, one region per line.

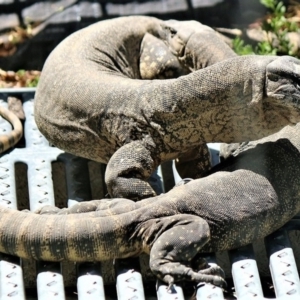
xmin=0 ymin=106 xmax=23 ymax=153
xmin=34 ymin=16 xmax=300 ymax=200
xmin=0 ymin=124 xmax=300 ymax=288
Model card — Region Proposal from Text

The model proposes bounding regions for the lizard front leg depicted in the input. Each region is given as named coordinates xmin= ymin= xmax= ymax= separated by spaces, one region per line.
xmin=105 ymin=141 xmax=160 ymax=200
xmin=146 ymin=214 xmax=226 ymax=288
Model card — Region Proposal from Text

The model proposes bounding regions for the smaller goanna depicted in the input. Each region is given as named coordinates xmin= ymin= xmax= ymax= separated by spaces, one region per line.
xmin=0 ymin=106 xmax=23 ymax=153
xmin=34 ymin=15 xmax=300 ymax=200
xmin=1 ymin=123 xmax=300 ymax=288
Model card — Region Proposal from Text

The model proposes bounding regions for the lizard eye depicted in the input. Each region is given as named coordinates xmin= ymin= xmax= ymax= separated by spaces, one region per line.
xmin=268 ymin=74 xmax=279 ymax=82
xmin=169 ymin=28 xmax=177 ymax=37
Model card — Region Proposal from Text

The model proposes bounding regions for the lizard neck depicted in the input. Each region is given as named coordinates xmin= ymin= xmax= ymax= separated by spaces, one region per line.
xmin=149 ymin=56 xmax=299 ymax=148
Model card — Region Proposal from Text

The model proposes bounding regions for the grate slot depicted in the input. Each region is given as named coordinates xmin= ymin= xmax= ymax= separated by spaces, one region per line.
xmin=14 ymin=162 xmax=29 ymax=210
xmin=62 ymin=152 xmax=106 ymax=299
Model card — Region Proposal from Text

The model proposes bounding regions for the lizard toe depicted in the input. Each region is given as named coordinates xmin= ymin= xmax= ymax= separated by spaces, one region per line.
xmin=212 ymin=275 xmax=227 ymax=289
xmin=35 ymin=205 xmax=62 ymax=215
xmin=162 ymin=274 xmax=175 ymax=288
xmin=198 ymin=263 xmax=225 ymax=279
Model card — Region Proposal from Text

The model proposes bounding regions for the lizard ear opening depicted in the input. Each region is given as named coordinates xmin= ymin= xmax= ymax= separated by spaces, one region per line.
xmin=247 ymin=78 xmax=264 ymax=107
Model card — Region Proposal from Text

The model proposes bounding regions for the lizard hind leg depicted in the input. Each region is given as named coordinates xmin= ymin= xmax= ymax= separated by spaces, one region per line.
xmin=148 ymin=214 xmax=226 ymax=288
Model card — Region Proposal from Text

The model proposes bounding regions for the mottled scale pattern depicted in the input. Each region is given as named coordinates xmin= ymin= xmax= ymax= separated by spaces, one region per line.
xmin=1 ymin=125 xmax=300 ymax=287
xmin=0 ymin=106 xmax=23 ymax=153
xmin=34 ymin=16 xmax=300 ymax=199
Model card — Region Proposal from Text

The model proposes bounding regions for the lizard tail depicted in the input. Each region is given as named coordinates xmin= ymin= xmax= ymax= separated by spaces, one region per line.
xmin=0 ymin=106 xmax=23 ymax=153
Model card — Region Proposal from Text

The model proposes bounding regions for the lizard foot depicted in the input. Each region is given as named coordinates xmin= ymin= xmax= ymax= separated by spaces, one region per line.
xmin=160 ymin=268 xmax=227 ymax=289
xmin=105 ymin=141 xmax=158 ymax=200
xmin=188 ymin=268 xmax=227 ymax=288
xmin=149 ymin=215 xmax=226 ymax=286
xmin=198 ymin=263 xmax=225 ymax=279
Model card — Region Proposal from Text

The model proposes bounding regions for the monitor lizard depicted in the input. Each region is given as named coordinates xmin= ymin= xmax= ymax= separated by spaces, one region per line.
xmin=34 ymin=16 xmax=300 ymax=200
xmin=0 ymin=123 xmax=300 ymax=288
xmin=0 ymin=105 xmax=23 ymax=153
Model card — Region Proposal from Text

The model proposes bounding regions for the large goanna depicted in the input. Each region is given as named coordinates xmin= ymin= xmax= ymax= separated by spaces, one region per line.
xmin=34 ymin=16 xmax=300 ymax=200
xmin=0 ymin=106 xmax=23 ymax=153
xmin=0 ymin=123 xmax=300 ymax=288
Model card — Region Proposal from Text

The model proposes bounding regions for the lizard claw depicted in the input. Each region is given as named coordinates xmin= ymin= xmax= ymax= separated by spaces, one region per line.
xmin=160 ymin=275 xmax=180 ymax=293
xmin=198 ymin=263 xmax=225 ymax=279
xmin=162 ymin=274 xmax=175 ymax=290
xmin=197 ymin=276 xmax=227 ymax=290
xmin=167 ymin=283 xmax=175 ymax=292
xmin=196 ymin=263 xmax=227 ymax=289
xmin=175 ymin=178 xmax=194 ymax=187
xmin=212 ymin=275 xmax=227 ymax=289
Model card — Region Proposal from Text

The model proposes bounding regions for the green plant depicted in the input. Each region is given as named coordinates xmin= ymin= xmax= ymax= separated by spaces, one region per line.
xmin=233 ymin=0 xmax=299 ymax=57
xmin=16 ymin=69 xmax=40 ymax=87
xmin=232 ymin=37 xmax=255 ymax=55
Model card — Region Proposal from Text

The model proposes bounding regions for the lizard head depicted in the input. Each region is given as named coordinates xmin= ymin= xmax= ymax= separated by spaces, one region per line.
xmin=265 ymin=56 xmax=300 ymax=124
xmin=158 ymin=19 xmax=236 ymax=71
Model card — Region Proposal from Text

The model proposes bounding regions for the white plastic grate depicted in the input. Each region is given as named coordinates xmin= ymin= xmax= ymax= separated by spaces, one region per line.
xmin=0 ymin=89 xmax=300 ymax=299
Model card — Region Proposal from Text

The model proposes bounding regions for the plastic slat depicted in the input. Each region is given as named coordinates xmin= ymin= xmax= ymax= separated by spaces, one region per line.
xmin=0 ymin=154 xmax=17 ymax=209
xmin=115 ymin=258 xmax=146 ymax=300
xmin=77 ymin=262 xmax=105 ymax=300
xmin=196 ymin=282 xmax=225 ymax=300
xmin=229 ymin=245 xmax=264 ymax=299
xmin=156 ymin=280 xmax=185 ymax=300
xmin=77 ymin=274 xmax=106 ymax=299
xmin=265 ymin=230 xmax=300 ymax=299
xmin=0 ymin=259 xmax=25 ymax=299
xmin=0 ymin=99 xmax=18 ymax=209
xmin=36 ymin=271 xmax=65 ymax=299
xmin=0 ymin=100 xmax=25 ymax=299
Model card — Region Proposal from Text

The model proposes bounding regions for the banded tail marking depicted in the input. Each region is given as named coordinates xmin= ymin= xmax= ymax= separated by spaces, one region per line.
xmin=0 ymin=106 xmax=23 ymax=153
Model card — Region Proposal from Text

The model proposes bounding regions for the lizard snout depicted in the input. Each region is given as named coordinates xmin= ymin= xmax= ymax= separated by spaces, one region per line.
xmin=266 ymin=56 xmax=300 ymax=104
xmin=267 ymin=55 xmax=300 ymax=79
